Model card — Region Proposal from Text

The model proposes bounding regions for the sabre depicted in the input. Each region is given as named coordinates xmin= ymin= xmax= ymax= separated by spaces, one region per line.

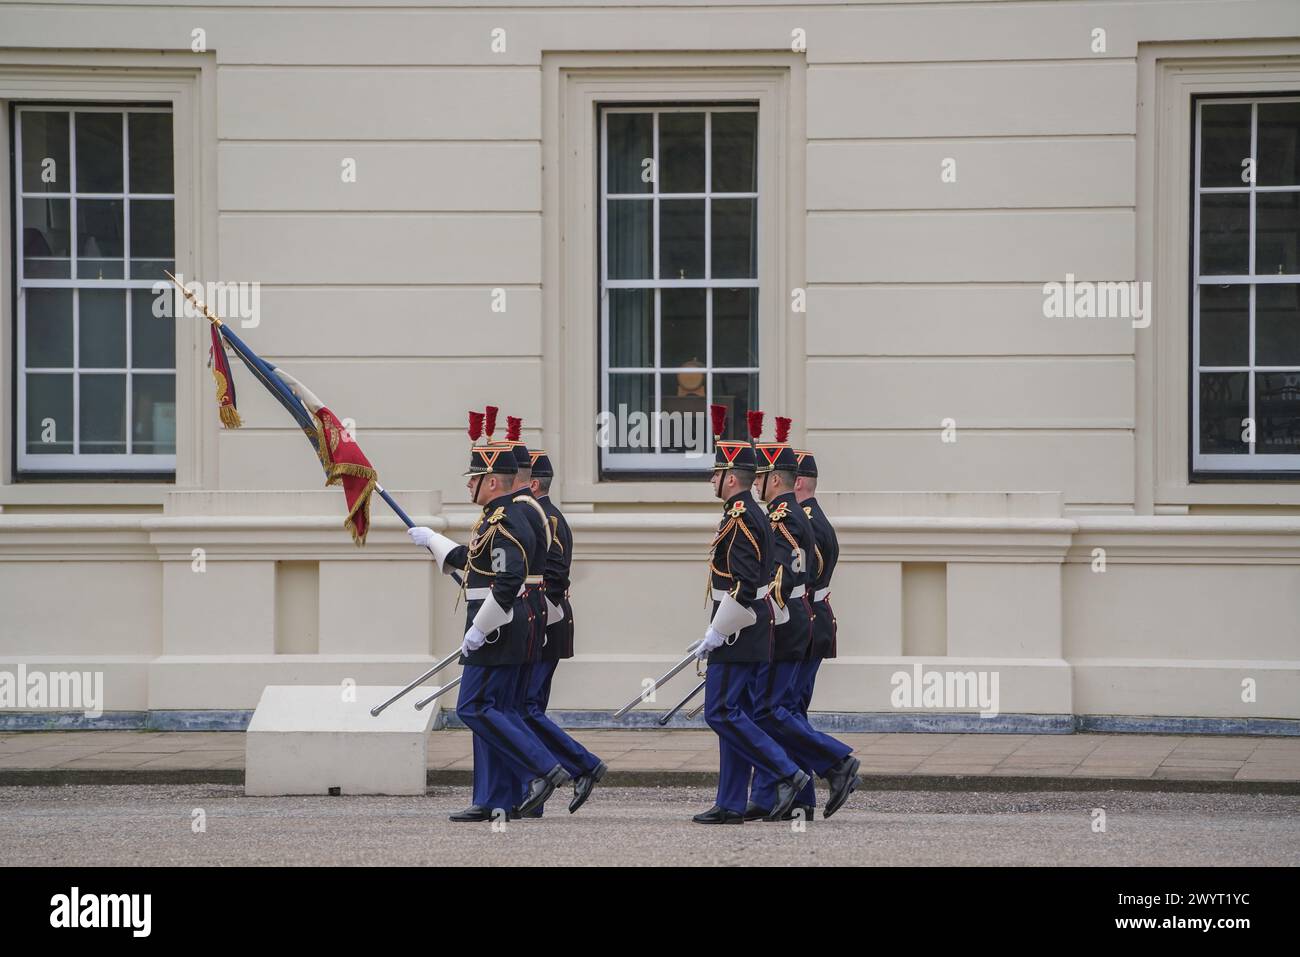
xmin=414 ymin=675 xmax=461 ymax=710
xmin=656 ymin=678 xmax=706 ymax=726
xmin=686 ymin=700 xmax=705 ymax=720
xmin=370 ymin=647 xmax=462 ymax=717
xmin=613 ymin=642 xmax=702 ymax=719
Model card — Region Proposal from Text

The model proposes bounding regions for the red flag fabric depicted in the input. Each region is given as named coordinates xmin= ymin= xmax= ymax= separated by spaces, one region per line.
xmin=208 ymin=324 xmax=242 ymax=429
xmin=311 ymin=406 xmax=378 ymax=545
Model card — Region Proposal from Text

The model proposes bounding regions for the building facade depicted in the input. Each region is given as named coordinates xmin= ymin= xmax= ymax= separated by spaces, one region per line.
xmin=1 ymin=0 xmax=1298 ymax=730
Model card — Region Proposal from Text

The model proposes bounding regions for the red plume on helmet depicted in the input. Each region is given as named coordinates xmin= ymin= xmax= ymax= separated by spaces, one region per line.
xmin=468 ymin=410 xmax=484 ymax=443
xmin=484 ymin=405 xmax=498 ymax=439
xmin=747 ymin=410 xmax=764 ymax=442
xmin=774 ymin=416 xmax=791 ymax=444
xmin=506 ymin=416 xmax=522 ymax=442
xmin=710 ymin=403 xmax=727 ymax=440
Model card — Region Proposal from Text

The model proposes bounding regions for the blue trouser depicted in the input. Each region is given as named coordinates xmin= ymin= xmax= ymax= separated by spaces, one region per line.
xmin=705 ymin=661 xmax=800 ymax=814
xmin=749 ymin=657 xmax=848 ymax=809
xmin=512 ymin=658 xmax=602 ymax=814
xmin=457 ymin=663 xmax=558 ymax=812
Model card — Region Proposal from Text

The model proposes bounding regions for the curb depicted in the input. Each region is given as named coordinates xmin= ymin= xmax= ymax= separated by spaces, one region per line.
xmin=1 ymin=767 xmax=1296 ymax=794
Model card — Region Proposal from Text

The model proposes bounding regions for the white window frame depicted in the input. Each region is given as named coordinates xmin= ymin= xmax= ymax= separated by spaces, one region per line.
xmin=0 ymin=52 xmax=211 ymax=504
xmin=15 ymin=103 xmax=177 ymax=473
xmin=1139 ymin=44 xmax=1300 ymax=509
xmin=544 ymin=55 xmax=804 ymax=504
xmin=1192 ymin=95 xmax=1300 ymax=474
xmin=599 ymin=104 xmax=760 ymax=474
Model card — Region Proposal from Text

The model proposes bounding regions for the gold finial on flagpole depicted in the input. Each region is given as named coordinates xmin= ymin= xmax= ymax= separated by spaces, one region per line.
xmin=164 ymin=270 xmax=223 ymax=328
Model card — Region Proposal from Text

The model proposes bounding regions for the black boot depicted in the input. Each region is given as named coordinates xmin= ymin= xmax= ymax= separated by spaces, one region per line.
xmin=448 ymin=804 xmax=491 ymax=823
xmin=822 ymin=755 xmax=861 ymax=819
xmin=449 ymin=805 xmax=519 ymax=823
xmin=692 ymin=804 xmax=745 ymax=825
xmin=767 ymin=770 xmax=812 ymax=821
xmin=568 ymin=760 xmax=607 ymax=814
xmin=742 ymin=802 xmax=768 ymax=822
xmin=518 ymin=765 xmax=569 ymax=817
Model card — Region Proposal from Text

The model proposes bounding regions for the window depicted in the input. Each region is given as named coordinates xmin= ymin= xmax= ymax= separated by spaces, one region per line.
xmin=1192 ymin=95 xmax=1300 ymax=475
xmin=14 ymin=104 xmax=176 ymax=475
xmin=599 ymin=105 xmax=760 ymax=475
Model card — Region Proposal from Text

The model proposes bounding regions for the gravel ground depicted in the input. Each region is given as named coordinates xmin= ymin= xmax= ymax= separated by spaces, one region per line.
xmin=1 ymin=784 xmax=1297 ymax=866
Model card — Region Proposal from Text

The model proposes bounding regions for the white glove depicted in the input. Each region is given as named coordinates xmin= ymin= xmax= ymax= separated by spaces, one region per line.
xmin=407 ymin=526 xmax=437 ymax=548
xmin=460 ymin=625 xmax=487 ymax=657
xmin=407 ymin=526 xmax=458 ymax=572
xmin=695 ymin=627 xmax=726 ymax=660
xmin=544 ymin=596 xmax=564 ymax=626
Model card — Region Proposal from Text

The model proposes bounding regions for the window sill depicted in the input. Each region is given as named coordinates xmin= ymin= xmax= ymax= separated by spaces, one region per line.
xmin=0 ymin=483 xmax=184 ymax=509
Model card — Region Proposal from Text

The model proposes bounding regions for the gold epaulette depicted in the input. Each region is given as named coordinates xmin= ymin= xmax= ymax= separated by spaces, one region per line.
xmin=726 ymin=501 xmax=746 ymax=518
xmin=769 ymin=501 xmax=790 ymax=522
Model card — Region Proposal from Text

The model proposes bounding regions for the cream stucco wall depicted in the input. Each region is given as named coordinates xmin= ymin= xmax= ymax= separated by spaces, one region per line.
xmin=1 ymin=0 xmax=1298 ymax=726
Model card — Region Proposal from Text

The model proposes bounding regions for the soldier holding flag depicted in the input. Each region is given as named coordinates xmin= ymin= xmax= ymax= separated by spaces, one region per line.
xmin=407 ymin=413 xmax=568 ymax=822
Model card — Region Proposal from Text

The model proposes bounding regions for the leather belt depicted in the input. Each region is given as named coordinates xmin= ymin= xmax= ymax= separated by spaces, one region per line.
xmin=710 ymin=583 xmax=770 ymax=602
xmin=464 ymin=584 xmax=528 ymax=601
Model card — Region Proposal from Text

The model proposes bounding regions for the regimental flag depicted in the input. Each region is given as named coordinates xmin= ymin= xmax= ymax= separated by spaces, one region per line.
xmin=176 ymin=274 xmax=379 ymax=545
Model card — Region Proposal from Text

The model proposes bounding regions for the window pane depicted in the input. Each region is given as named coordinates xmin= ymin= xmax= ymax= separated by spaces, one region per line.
xmin=1256 ymin=192 xmax=1300 ymax=276
xmin=79 ymin=374 xmax=126 ymax=454
xmin=660 ymin=374 xmax=706 ymax=454
xmin=609 ymin=289 xmax=653 ymax=368
xmin=659 ymin=199 xmax=704 ymax=279
xmin=1199 ymin=194 xmax=1249 ymax=275
xmin=25 ymin=374 xmax=74 ymax=454
xmin=20 ymin=111 xmax=70 ymax=194
xmin=606 ymin=113 xmax=652 ymax=194
xmin=607 ymin=199 xmax=653 ymax=280
xmin=711 ymin=372 xmax=758 ymax=444
xmin=130 ymin=199 xmax=175 ymax=260
xmin=714 ymin=288 xmax=758 ymax=368
xmin=1257 ymin=284 xmax=1300 ymax=367
xmin=24 ymin=288 xmax=74 ymax=369
xmin=132 ymin=374 xmax=176 ymax=454
xmin=1198 ymin=284 xmax=1249 ymax=366
xmin=129 ymin=113 xmax=174 ymax=193
xmin=77 ymin=198 xmax=124 ymax=279
xmin=712 ymin=198 xmax=757 ymax=279
xmin=1199 ymin=371 xmax=1249 ymax=454
xmin=22 ymin=197 xmax=71 ymax=278
xmin=661 ymin=288 xmax=706 ymax=368
xmin=80 ymin=289 xmax=127 ymax=369
xmin=659 ymin=112 xmax=705 ymax=194
xmin=75 ymin=112 xmax=124 ymax=193
xmin=712 ymin=112 xmax=757 ymax=193
xmin=607 ymin=373 xmax=654 ymax=455
xmin=1256 ymin=372 xmax=1300 ymax=454
xmin=1199 ymin=103 xmax=1252 ymax=188
xmin=1257 ymin=101 xmax=1300 ymax=187
xmin=131 ymin=290 xmax=175 ymax=369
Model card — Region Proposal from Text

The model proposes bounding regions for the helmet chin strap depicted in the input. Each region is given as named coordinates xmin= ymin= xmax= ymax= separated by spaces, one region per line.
xmin=759 ymin=471 xmax=771 ymax=503
xmin=714 ymin=470 xmax=726 ymax=500
xmin=471 ymin=474 xmax=486 ymax=504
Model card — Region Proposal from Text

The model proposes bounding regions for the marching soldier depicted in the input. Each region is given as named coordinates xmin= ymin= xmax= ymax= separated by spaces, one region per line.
xmin=691 ymin=404 xmax=810 ymax=825
xmin=501 ymin=418 xmax=606 ymax=815
xmin=407 ymin=411 xmax=568 ymax=822
xmin=745 ymin=416 xmax=860 ymax=821
xmin=521 ymin=448 xmax=607 ymax=813
xmin=792 ymin=448 xmax=839 ymax=725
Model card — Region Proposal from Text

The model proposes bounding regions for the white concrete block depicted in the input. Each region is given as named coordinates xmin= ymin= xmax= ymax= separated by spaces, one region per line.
xmin=245 ymin=685 xmax=437 ymax=796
